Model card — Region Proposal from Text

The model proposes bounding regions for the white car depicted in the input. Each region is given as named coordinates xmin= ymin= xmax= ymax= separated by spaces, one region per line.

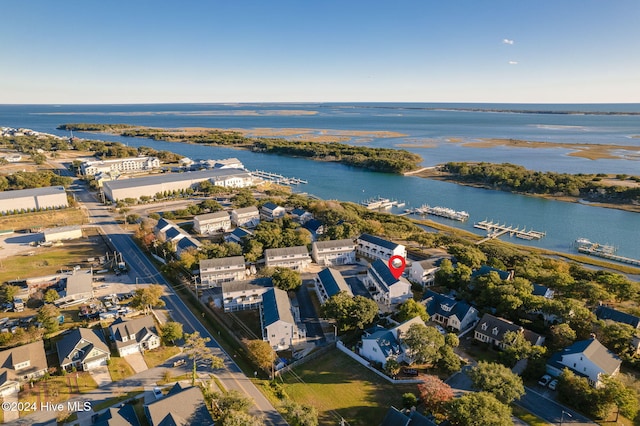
xmin=548 ymin=379 xmax=559 ymax=390
xmin=153 ymin=387 xmax=163 ymax=399
xmin=538 ymin=374 xmax=552 ymax=386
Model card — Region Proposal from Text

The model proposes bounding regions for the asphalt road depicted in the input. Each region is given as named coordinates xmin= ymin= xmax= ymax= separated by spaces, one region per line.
xmin=67 ymin=177 xmax=288 ymax=425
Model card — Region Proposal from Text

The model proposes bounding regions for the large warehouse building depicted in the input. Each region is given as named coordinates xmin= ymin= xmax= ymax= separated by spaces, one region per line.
xmin=102 ymin=168 xmax=257 ymax=201
xmin=0 ymin=186 xmax=68 ymax=214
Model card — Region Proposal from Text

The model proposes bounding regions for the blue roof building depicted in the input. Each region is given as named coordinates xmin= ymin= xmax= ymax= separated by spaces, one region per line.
xmin=315 ymin=267 xmax=352 ymax=303
xmin=595 ymin=305 xmax=640 ymax=328
xmin=365 ymin=259 xmax=412 ymax=307
xmin=261 ymin=288 xmax=302 ymax=350
xmin=356 ymin=233 xmax=406 ymax=261
xmin=424 ymin=290 xmax=479 ymax=332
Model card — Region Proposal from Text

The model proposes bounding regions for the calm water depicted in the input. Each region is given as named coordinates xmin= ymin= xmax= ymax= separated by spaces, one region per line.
xmin=1 ymin=103 xmax=639 ymax=260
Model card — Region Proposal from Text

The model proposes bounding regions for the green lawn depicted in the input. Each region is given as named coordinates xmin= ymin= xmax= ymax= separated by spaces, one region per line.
xmin=142 ymin=345 xmax=181 ymax=368
xmin=107 ymin=356 xmax=135 ymax=381
xmin=279 ymin=349 xmax=418 ymax=426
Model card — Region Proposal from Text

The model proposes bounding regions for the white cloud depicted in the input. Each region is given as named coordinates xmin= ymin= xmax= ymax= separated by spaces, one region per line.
xmin=508 ymin=61 xmax=519 ymax=65
xmin=503 ymin=39 xmax=515 ymax=45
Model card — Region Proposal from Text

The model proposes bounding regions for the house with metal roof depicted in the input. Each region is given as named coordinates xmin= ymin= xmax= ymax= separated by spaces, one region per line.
xmin=260 ymin=288 xmax=304 ymax=350
xmin=532 ymin=284 xmax=555 ymax=299
xmin=595 ymin=305 xmax=640 ymax=328
xmin=224 ymin=227 xmax=253 ymax=245
xmin=221 ymin=278 xmax=273 ymax=312
xmin=193 ymin=211 xmax=231 ymax=234
xmin=364 ymin=259 xmax=412 ymax=307
xmin=315 ymin=267 xmax=353 ymax=304
xmin=260 ymin=202 xmax=286 ymax=221
xmin=360 ymin=316 xmax=427 ymax=367
xmin=424 ymin=290 xmax=478 ymax=333
xmin=474 ymin=313 xmax=545 ymax=349
xmin=108 ymin=315 xmax=160 ymax=357
xmin=144 ymin=383 xmax=214 ymax=426
xmin=311 ymin=238 xmax=356 ymax=266
xmin=56 ymin=328 xmax=110 ymax=371
xmin=0 ymin=341 xmax=48 ymax=397
xmin=264 ymin=246 xmax=311 ymax=271
xmin=199 ymin=256 xmax=246 ymax=288
xmin=58 ymin=271 xmax=94 ymax=305
xmin=290 ymin=208 xmax=313 ymax=224
xmin=471 ymin=265 xmax=514 ymax=281
xmin=92 ymin=405 xmax=140 ymax=426
xmin=546 ymin=338 xmax=621 ymax=387
xmin=356 ymin=233 xmax=406 ymax=262
xmin=230 ymin=206 xmax=260 ymax=228
xmin=302 ymin=219 xmax=325 ymax=240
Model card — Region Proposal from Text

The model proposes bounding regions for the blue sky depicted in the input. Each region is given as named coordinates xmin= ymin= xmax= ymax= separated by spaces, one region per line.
xmin=1 ymin=1 xmax=639 ymax=104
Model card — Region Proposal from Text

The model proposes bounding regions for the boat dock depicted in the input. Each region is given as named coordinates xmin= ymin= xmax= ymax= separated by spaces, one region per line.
xmin=574 ymin=238 xmax=640 ymax=266
xmin=406 ymin=205 xmax=470 ymax=221
xmin=360 ymin=196 xmax=404 ymax=210
xmin=251 ymin=170 xmax=308 ymax=185
xmin=474 ymin=219 xmax=546 ymax=244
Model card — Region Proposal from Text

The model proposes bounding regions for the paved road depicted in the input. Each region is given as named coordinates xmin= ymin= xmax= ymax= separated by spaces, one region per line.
xmin=59 ymin=173 xmax=288 ymax=425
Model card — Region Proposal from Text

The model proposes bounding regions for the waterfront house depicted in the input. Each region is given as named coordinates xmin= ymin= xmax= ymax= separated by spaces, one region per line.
xmin=264 ymin=246 xmax=311 ymax=271
xmin=224 ymin=227 xmax=253 ymax=245
xmin=408 ymin=253 xmax=451 ymax=287
xmin=199 ymin=256 xmax=246 ymax=288
xmin=208 ymin=168 xmax=255 ymax=188
xmin=108 ymin=315 xmax=160 ymax=357
xmin=474 ymin=313 xmax=545 ymax=349
xmin=364 ymin=259 xmax=412 ymax=307
xmin=595 ymin=305 xmax=640 ymax=329
xmin=546 ymin=338 xmax=621 ymax=387
xmin=260 ymin=202 xmax=286 ymax=221
xmin=315 ymin=267 xmax=352 ymax=304
xmin=0 ymin=341 xmax=48 ymax=397
xmin=261 ymin=288 xmax=304 ymax=350
xmin=290 ymin=208 xmax=314 ymax=224
xmin=221 ymin=278 xmax=273 ymax=312
xmin=311 ymin=238 xmax=356 ymax=266
xmin=193 ymin=211 xmax=232 ymax=234
xmin=144 ymin=383 xmax=214 ymax=426
xmin=424 ymin=290 xmax=478 ymax=333
xmin=213 ymin=157 xmax=244 ymax=169
xmin=57 ymin=328 xmax=111 ymax=371
xmin=356 ymin=233 xmax=406 ymax=262
xmin=230 ymin=206 xmax=260 ymax=228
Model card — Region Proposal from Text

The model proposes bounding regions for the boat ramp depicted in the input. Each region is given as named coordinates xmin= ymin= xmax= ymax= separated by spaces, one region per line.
xmin=474 ymin=219 xmax=546 ymax=244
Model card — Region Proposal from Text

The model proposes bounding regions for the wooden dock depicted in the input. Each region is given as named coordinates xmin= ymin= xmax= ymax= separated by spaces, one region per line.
xmin=474 ymin=219 xmax=546 ymax=244
xmin=251 ymin=170 xmax=308 ymax=185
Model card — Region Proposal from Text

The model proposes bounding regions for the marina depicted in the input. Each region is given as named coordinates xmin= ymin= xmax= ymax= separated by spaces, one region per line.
xmin=574 ymin=238 xmax=640 ymax=266
xmin=251 ymin=170 xmax=308 ymax=185
xmin=473 ymin=219 xmax=546 ymax=243
xmin=407 ymin=205 xmax=470 ymax=221
xmin=360 ymin=196 xmax=405 ymax=210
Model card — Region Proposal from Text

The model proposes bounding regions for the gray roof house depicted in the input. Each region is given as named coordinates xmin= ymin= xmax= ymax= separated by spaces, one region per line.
xmin=365 ymin=259 xmax=412 ymax=307
xmin=264 ymin=246 xmax=311 ymax=271
xmin=311 ymin=238 xmax=356 ymax=266
xmin=144 ymin=383 xmax=214 ymax=426
xmin=424 ymin=290 xmax=479 ymax=333
xmin=109 ymin=315 xmax=161 ymax=357
xmin=58 ymin=271 xmax=94 ymax=305
xmin=199 ymin=255 xmax=246 ymax=288
xmin=92 ymin=405 xmax=140 ymax=426
xmin=547 ymin=338 xmax=621 ymax=387
xmin=474 ymin=313 xmax=545 ymax=349
xmin=380 ymin=406 xmax=438 ymax=426
xmin=0 ymin=341 xmax=48 ymax=397
xmin=356 ymin=233 xmax=406 ymax=261
xmin=56 ymin=328 xmax=110 ymax=371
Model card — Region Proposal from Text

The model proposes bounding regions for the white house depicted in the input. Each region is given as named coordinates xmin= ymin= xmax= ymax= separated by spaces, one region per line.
xmin=290 ymin=208 xmax=314 ymax=224
xmin=109 ymin=316 xmax=160 ymax=357
xmin=230 ymin=206 xmax=261 ymax=228
xmin=221 ymin=278 xmax=273 ymax=312
xmin=154 ymin=218 xmax=202 ymax=258
xmin=364 ymin=259 xmax=412 ymax=307
xmin=424 ymin=290 xmax=478 ymax=333
xmin=260 ymin=202 xmax=286 ymax=221
xmin=264 ymin=246 xmax=311 ymax=271
xmin=360 ymin=317 xmax=427 ymax=367
xmin=409 ymin=257 xmax=450 ymax=287
xmin=356 ymin=234 xmax=406 ymax=262
xmin=56 ymin=328 xmax=111 ymax=371
xmin=193 ymin=211 xmax=232 ymax=234
xmin=0 ymin=341 xmax=48 ymax=397
xmin=547 ymin=338 xmax=621 ymax=387
xmin=311 ymin=239 xmax=356 ymax=266
xmin=81 ymin=156 xmax=161 ymax=176
xmin=261 ymin=288 xmax=304 ymax=350
xmin=474 ymin=313 xmax=545 ymax=349
xmin=199 ymin=256 xmax=246 ymax=288
xmin=208 ymin=169 xmax=255 ymax=188
xmin=225 ymin=227 xmax=253 ymax=245
xmin=315 ymin=267 xmax=352 ymax=304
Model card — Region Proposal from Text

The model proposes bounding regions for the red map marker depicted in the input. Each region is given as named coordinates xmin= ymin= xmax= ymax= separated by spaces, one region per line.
xmin=388 ymin=255 xmax=406 ymax=279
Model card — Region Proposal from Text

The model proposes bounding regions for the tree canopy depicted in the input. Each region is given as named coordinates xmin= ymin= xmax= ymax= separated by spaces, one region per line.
xmin=322 ymin=292 xmax=378 ymax=331
xmin=468 ymin=361 xmax=525 ymax=404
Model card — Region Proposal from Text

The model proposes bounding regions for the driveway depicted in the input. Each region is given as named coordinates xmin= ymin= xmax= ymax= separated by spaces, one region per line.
xmin=90 ymin=366 xmax=113 ymax=387
xmin=126 ymin=351 xmax=149 ymax=373
xmin=295 ymin=280 xmax=325 ymax=345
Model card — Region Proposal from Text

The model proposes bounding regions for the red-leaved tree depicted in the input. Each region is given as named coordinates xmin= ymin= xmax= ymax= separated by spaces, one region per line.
xmin=418 ymin=375 xmax=454 ymax=416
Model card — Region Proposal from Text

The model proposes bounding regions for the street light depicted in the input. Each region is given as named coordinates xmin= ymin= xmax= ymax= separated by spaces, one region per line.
xmin=560 ymin=410 xmax=572 ymax=426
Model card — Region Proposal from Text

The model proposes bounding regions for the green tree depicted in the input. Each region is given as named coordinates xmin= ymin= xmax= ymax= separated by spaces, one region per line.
xmin=549 ymin=323 xmax=576 ymax=351
xmin=215 ymin=390 xmax=253 ymax=414
xmin=468 ymin=361 xmax=524 ymax=404
xmin=446 ymin=392 xmax=512 ymax=426
xmin=448 ymin=243 xmax=487 ymax=269
xmin=384 ymin=359 xmax=401 ymax=378
xmin=130 ymin=284 xmax=165 ymax=313
xmin=322 ymin=292 xmax=377 ymax=331
xmin=281 ymin=401 xmax=318 ymax=426
xmin=220 ymin=410 xmax=264 ymax=426
xmin=402 ymin=392 xmax=418 ymax=409
xmin=438 ymin=345 xmax=462 ymax=374
xmin=184 ymin=332 xmax=224 ymax=385
xmin=402 ymin=324 xmax=445 ymax=365
xmin=37 ymin=304 xmax=61 ymax=334
xmin=270 ymin=267 xmax=302 ymax=291
xmin=245 ymin=339 xmax=276 ymax=373
xmin=0 ymin=285 xmax=20 ymax=304
xmin=161 ymin=321 xmax=183 ymax=344
xmin=43 ymin=288 xmax=60 ymax=303
xmin=243 ymin=239 xmax=264 ymax=263
xmin=397 ymin=299 xmax=429 ymax=322
xmin=601 ymin=376 xmax=639 ymax=421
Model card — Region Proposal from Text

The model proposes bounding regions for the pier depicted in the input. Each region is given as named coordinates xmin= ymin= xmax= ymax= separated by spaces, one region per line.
xmin=251 ymin=170 xmax=308 ymax=185
xmin=360 ymin=196 xmax=404 ymax=210
xmin=474 ymin=219 xmax=546 ymax=244
xmin=574 ymin=238 xmax=640 ymax=266
xmin=407 ymin=205 xmax=469 ymax=221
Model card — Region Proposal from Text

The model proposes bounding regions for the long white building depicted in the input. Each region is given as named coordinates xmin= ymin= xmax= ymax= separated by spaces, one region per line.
xmin=81 ymin=156 xmax=161 ymax=176
xmin=0 ymin=186 xmax=68 ymax=214
xmin=102 ymin=168 xmax=255 ymax=201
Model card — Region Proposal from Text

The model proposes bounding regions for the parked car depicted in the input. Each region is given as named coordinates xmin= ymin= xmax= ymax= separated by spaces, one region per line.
xmin=435 ymin=325 xmax=446 ymax=335
xmin=402 ymin=368 xmax=419 ymax=376
xmin=548 ymin=379 xmax=558 ymax=390
xmin=538 ymin=374 xmax=552 ymax=386
xmin=172 ymin=359 xmax=186 ymax=367
xmin=153 ymin=387 xmax=163 ymax=399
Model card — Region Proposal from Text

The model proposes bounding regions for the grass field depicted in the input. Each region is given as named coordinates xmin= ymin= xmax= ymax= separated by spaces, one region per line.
xmin=0 ymin=208 xmax=86 ymax=231
xmin=19 ymin=372 xmax=98 ymax=417
xmin=143 ymin=345 xmax=181 ymax=368
xmin=107 ymin=356 xmax=135 ymax=381
xmin=279 ymin=349 xmax=418 ymax=426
